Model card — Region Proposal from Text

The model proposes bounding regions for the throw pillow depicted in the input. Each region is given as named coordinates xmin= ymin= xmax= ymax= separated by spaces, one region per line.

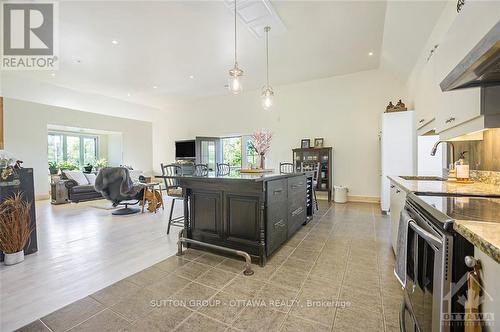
xmin=64 ymin=170 xmax=89 ymax=186
xmin=129 ymin=170 xmax=143 ymax=183
xmin=84 ymin=173 xmax=97 ymax=186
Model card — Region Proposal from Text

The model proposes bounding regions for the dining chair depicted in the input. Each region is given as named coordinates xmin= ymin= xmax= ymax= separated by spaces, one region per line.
xmin=160 ymin=163 xmax=184 ymax=234
xmin=193 ymin=163 xmax=209 ymax=176
xmin=300 ymin=161 xmax=320 ymax=210
xmin=217 ymin=163 xmax=231 ymax=176
xmin=279 ymin=162 xmax=295 ymax=174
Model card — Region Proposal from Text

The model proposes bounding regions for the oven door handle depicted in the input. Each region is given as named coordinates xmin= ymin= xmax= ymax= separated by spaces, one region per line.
xmin=409 ymin=221 xmax=442 ymax=248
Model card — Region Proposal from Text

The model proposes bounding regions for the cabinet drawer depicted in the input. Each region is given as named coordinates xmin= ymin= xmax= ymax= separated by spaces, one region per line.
xmin=267 ymin=202 xmax=288 ymax=255
xmin=267 ymin=179 xmax=287 ymax=206
xmin=288 ymin=176 xmax=306 ymax=199
xmin=288 ymin=205 xmax=306 ymax=236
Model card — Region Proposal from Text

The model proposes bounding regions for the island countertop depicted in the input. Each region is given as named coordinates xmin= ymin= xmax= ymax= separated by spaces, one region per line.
xmin=156 ymin=172 xmax=307 ymax=182
xmin=388 ymin=176 xmax=500 ymax=197
xmin=454 ymin=220 xmax=500 ymax=264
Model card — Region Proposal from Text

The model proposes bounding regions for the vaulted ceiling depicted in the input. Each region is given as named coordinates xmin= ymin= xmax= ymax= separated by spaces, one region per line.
xmin=5 ymin=1 xmax=447 ymax=109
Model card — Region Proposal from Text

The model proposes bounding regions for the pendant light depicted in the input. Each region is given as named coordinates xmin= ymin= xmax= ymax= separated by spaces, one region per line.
xmin=261 ymin=26 xmax=274 ymax=110
xmin=228 ymin=0 xmax=243 ymax=94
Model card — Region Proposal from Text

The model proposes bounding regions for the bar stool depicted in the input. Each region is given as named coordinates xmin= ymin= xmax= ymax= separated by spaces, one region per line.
xmin=160 ymin=163 xmax=184 ymax=234
xmin=300 ymin=161 xmax=320 ymax=210
xmin=194 ymin=164 xmax=209 ymax=176
xmin=279 ymin=162 xmax=294 ymax=174
xmin=217 ymin=163 xmax=231 ymax=176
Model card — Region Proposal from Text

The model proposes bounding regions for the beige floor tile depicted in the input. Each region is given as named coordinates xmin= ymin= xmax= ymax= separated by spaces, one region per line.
xmin=175 ymin=312 xmax=228 ymax=332
xmin=339 ymin=285 xmax=382 ymax=314
xmin=41 ymin=297 xmax=105 ymax=332
xmin=170 ymin=282 xmax=218 ymax=310
xmin=90 ymin=280 xmax=142 ymax=306
xmin=216 ymin=258 xmax=246 ymax=274
xmin=110 ymin=288 xmax=156 ymax=322
xmin=153 ymin=256 xmax=190 ymax=273
xmin=233 ymin=306 xmax=286 ymax=332
xmin=282 ymin=315 xmax=331 ymax=332
xmin=146 ymin=275 xmax=191 ymax=299
xmin=333 ymin=305 xmax=384 ymax=332
xmin=269 ymin=267 xmax=308 ymax=291
xmin=195 ymin=268 xmax=238 ymax=290
xmin=180 ymin=249 xmax=206 ymax=261
xmin=128 ymin=305 xmax=192 ymax=331
xmin=194 ymin=253 xmax=226 ymax=266
xmin=124 ymin=266 xmax=169 ymax=287
xmin=343 ymin=268 xmax=380 ymax=292
xmin=68 ymin=309 xmax=130 ymax=332
xmin=256 ymin=282 xmax=299 ymax=313
xmin=222 ymin=276 xmax=264 ymax=298
xmin=174 ymin=261 xmax=211 ymax=280
xmin=289 ymin=247 xmax=321 ymax=261
xmin=272 ymin=245 xmax=295 ymax=257
xmin=290 ymin=292 xmax=336 ymax=326
xmin=266 ymin=253 xmax=289 ymax=267
xmin=199 ymin=291 xmax=247 ymax=324
xmin=280 ymin=257 xmax=315 ymax=272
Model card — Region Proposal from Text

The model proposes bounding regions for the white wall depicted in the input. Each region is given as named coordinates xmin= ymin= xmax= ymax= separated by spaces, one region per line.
xmin=4 ymin=98 xmax=153 ymax=196
xmin=154 ymin=69 xmax=406 ymax=199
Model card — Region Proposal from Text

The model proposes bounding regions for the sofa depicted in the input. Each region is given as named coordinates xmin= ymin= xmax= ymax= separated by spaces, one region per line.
xmin=62 ymin=169 xmax=145 ymax=203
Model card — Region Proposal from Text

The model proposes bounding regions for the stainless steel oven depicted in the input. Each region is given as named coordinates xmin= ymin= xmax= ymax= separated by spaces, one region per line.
xmin=401 ymin=195 xmax=454 ymax=332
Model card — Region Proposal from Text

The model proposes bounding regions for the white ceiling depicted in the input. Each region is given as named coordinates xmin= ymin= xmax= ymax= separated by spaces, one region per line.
xmin=7 ymin=1 xmax=447 ymax=109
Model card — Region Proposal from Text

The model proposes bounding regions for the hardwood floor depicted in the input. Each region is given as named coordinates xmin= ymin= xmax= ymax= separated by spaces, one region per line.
xmin=0 ymin=197 xmax=183 ymax=331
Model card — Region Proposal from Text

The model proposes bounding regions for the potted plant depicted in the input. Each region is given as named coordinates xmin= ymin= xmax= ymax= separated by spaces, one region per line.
xmin=0 ymin=193 xmax=33 ymax=265
xmin=83 ymin=163 xmax=93 ymax=173
xmin=93 ymin=158 xmax=108 ymax=171
xmin=48 ymin=161 xmax=59 ymax=175
xmin=250 ymin=130 xmax=272 ymax=169
xmin=57 ymin=160 xmax=79 ymax=171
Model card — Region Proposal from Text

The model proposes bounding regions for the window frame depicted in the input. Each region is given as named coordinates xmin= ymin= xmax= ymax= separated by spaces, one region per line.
xmin=48 ymin=131 xmax=99 ymax=167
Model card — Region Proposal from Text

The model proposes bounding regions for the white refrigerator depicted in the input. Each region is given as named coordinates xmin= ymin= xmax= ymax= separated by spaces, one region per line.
xmin=380 ymin=111 xmax=416 ymax=213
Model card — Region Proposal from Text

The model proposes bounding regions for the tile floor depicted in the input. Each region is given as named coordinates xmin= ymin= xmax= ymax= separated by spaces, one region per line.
xmin=16 ymin=202 xmax=403 ymax=332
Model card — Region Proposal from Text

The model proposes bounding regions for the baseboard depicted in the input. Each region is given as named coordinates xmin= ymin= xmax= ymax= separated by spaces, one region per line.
xmin=36 ymin=194 xmax=50 ymax=201
xmin=347 ymin=195 xmax=380 ymax=203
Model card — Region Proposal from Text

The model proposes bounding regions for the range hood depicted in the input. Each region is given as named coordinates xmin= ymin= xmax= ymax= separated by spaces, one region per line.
xmin=440 ymin=21 xmax=500 ymax=91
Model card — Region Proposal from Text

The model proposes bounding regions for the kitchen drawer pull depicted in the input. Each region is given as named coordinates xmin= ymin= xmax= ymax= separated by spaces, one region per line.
xmin=273 ymin=189 xmax=283 ymax=194
xmin=445 ymin=117 xmax=456 ymax=124
xmin=390 ymin=185 xmax=395 ymax=188
xmin=274 ymin=219 xmax=286 ymax=228
xmin=396 ymin=189 xmax=401 ymax=193
xmin=419 ymin=119 xmax=425 ymax=123
xmin=292 ymin=207 xmax=304 ymax=216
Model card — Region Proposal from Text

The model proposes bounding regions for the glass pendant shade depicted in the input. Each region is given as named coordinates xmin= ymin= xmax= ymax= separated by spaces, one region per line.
xmin=228 ymin=65 xmax=243 ymax=94
xmin=261 ymin=86 xmax=274 ymax=110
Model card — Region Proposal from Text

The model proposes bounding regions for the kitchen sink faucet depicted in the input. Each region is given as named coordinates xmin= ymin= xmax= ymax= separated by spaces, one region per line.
xmin=430 ymin=140 xmax=456 ymax=178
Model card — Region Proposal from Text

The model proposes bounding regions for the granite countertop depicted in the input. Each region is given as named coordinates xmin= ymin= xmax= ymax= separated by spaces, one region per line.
xmin=454 ymin=220 xmax=500 ymax=263
xmin=389 ymin=175 xmax=500 ymax=263
xmin=388 ymin=176 xmax=500 ymax=197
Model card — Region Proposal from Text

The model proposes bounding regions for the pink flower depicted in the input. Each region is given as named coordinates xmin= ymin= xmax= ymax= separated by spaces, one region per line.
xmin=250 ymin=130 xmax=272 ymax=156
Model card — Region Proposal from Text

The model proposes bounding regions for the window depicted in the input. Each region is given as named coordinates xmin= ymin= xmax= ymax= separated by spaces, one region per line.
xmin=48 ymin=132 xmax=98 ymax=167
xmin=221 ymin=137 xmax=242 ymax=169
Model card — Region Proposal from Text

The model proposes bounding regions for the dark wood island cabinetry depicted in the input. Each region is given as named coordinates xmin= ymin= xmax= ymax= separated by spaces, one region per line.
xmin=171 ymin=173 xmax=308 ymax=265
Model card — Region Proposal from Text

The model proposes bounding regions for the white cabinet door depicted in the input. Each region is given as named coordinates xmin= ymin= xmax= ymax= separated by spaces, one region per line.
xmin=414 ymin=54 xmax=441 ymax=129
xmin=433 ymin=1 xmax=499 ymax=133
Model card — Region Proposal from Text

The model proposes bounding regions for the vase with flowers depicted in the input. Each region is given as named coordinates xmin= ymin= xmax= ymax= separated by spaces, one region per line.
xmin=0 ymin=193 xmax=33 ymax=265
xmin=250 ymin=130 xmax=272 ymax=169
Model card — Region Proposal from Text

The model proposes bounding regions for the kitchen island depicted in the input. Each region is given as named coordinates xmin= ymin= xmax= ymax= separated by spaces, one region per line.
xmin=166 ymin=172 xmax=309 ymax=266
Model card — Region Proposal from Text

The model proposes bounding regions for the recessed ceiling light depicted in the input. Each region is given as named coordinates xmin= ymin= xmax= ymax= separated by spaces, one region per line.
xmin=127 ymin=93 xmax=131 ymax=97
xmin=50 ymin=73 xmax=56 ymax=77
xmin=153 ymin=85 xmax=158 ymax=89
xmin=111 ymin=40 xmax=119 ymax=45
xmin=368 ymin=52 xmax=374 ymax=56
xmin=189 ymin=75 xmax=195 ymax=79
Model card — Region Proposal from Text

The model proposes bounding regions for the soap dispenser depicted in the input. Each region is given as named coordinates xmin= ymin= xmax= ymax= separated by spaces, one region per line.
xmin=456 ymin=151 xmax=470 ymax=182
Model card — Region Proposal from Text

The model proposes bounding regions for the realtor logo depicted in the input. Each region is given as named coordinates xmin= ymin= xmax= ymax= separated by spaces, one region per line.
xmin=1 ymin=2 xmax=58 ymax=70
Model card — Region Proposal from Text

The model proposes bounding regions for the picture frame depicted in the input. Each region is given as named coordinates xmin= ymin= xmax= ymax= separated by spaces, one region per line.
xmin=301 ymin=139 xmax=310 ymax=149
xmin=314 ymin=138 xmax=324 ymax=148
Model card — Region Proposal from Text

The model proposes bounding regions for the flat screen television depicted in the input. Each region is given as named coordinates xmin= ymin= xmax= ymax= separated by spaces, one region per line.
xmin=175 ymin=140 xmax=196 ymax=159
